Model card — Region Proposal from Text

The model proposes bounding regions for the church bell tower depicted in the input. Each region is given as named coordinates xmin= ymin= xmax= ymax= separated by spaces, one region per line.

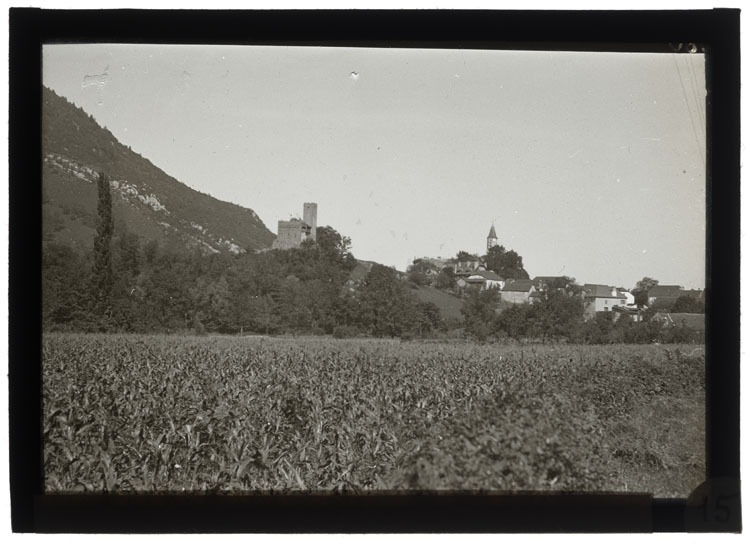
xmin=487 ymin=223 xmax=498 ymax=251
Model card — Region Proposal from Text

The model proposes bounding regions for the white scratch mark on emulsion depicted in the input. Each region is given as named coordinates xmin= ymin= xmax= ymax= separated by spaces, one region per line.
xmin=82 ymin=65 xmax=109 ymax=105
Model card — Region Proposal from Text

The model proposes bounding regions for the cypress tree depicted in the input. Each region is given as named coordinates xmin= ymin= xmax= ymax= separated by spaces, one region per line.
xmin=92 ymin=171 xmax=114 ymax=315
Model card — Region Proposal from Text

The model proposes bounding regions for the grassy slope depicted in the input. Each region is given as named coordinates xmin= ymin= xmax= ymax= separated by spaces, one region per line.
xmin=412 ymin=285 xmax=464 ymax=322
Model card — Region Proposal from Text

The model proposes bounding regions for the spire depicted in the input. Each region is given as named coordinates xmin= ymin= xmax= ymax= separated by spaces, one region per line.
xmin=487 ymin=223 xmax=498 ymax=251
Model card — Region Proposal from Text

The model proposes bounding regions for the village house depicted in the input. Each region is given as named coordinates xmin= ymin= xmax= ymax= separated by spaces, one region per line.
xmin=619 ymin=290 xmax=636 ymax=306
xmin=413 ymin=257 xmax=451 ymax=277
xmin=646 ymin=285 xmax=683 ymax=309
xmin=531 ymin=276 xmax=578 ymax=296
xmin=453 ymin=226 xmax=499 ymax=278
xmin=612 ymin=303 xmax=641 ymax=322
xmin=500 ymin=279 xmax=536 ymax=304
xmin=459 ymin=269 xmax=504 ymax=291
xmin=582 ymin=284 xmax=629 ymax=320
xmin=453 ymin=260 xmax=486 ymax=278
xmin=679 ymin=289 xmax=705 ymax=301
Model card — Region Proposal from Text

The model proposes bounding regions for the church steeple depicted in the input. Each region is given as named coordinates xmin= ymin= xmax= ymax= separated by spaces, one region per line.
xmin=487 ymin=223 xmax=498 ymax=251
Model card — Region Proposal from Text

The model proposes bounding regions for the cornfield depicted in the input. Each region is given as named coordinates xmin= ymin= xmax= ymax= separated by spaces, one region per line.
xmin=43 ymin=334 xmax=705 ymax=496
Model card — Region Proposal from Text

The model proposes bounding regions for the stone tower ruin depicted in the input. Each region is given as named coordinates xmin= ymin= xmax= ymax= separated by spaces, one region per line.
xmin=303 ymin=202 xmax=317 ymax=242
xmin=271 ymin=202 xmax=318 ymax=250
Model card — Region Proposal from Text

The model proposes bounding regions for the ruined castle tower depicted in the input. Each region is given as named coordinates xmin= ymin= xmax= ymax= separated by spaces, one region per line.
xmin=271 ymin=202 xmax=318 ymax=250
xmin=487 ymin=223 xmax=498 ymax=251
xmin=303 ymin=202 xmax=317 ymax=242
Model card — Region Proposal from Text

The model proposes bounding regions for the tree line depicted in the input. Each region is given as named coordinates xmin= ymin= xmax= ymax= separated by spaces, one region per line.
xmin=43 ymin=173 xmax=702 ymax=343
xmin=407 ymin=245 xmax=530 ymax=289
xmin=42 ymin=174 xmax=443 ymax=337
xmin=43 ymin=235 xmax=447 ymax=337
xmin=460 ymin=281 xmax=703 ymax=344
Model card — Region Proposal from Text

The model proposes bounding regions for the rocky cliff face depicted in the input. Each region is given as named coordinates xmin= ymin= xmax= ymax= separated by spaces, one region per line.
xmin=42 ymin=86 xmax=275 ymax=254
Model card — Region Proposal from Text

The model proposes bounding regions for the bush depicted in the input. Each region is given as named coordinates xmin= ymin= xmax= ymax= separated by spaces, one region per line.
xmin=192 ymin=317 xmax=208 ymax=336
xmin=660 ymin=324 xmax=704 ymax=344
xmin=399 ymin=331 xmax=414 ymax=341
xmin=429 ymin=328 xmax=466 ymax=340
xmin=333 ymin=325 xmax=360 ymax=339
xmin=624 ymin=320 xmax=661 ymax=344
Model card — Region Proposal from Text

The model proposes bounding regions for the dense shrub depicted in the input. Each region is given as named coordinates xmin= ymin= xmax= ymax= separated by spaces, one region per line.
xmin=333 ymin=325 xmax=361 ymax=339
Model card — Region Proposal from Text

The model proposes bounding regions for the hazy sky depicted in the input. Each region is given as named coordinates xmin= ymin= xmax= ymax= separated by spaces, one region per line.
xmin=43 ymin=44 xmax=706 ymax=289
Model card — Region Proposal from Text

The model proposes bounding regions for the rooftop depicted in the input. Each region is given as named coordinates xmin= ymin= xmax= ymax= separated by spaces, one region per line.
xmin=679 ymin=289 xmax=704 ymax=299
xmin=468 ymin=270 xmax=503 ymax=281
xmin=648 ymin=285 xmax=683 ymax=298
xmin=501 ymin=279 xmax=534 ymax=292
xmin=582 ymin=284 xmax=618 ymax=298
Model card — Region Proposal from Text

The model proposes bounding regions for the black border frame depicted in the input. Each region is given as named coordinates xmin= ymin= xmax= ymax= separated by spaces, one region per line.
xmin=9 ymin=8 xmax=741 ymax=533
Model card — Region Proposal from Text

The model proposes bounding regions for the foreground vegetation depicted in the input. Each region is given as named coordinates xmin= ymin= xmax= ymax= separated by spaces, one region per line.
xmin=43 ymin=334 xmax=704 ymax=496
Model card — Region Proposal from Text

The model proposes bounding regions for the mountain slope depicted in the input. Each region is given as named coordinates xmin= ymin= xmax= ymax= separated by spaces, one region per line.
xmin=42 ymin=86 xmax=275 ymax=254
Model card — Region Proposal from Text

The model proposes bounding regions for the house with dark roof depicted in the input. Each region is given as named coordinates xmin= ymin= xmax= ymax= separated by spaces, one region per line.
xmin=612 ymin=304 xmax=641 ymax=321
xmin=531 ymin=276 xmax=581 ymax=296
xmin=500 ymin=279 xmax=536 ymax=304
xmin=582 ymin=284 xmax=629 ymax=319
xmin=462 ymin=269 xmax=504 ymax=291
xmin=647 ymin=285 xmax=683 ymax=309
xmin=648 ymin=285 xmax=683 ymax=298
xmin=453 ymin=260 xmax=486 ymax=278
xmin=414 ymin=257 xmax=450 ymax=275
xmin=679 ymin=289 xmax=704 ymax=301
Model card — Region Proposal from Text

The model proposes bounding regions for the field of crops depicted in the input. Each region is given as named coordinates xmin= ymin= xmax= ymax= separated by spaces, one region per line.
xmin=43 ymin=334 xmax=705 ymax=496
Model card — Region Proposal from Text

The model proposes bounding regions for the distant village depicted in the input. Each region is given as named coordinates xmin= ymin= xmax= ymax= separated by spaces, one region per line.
xmin=414 ymin=225 xmax=704 ymax=330
xmin=268 ymin=203 xmax=705 ymax=332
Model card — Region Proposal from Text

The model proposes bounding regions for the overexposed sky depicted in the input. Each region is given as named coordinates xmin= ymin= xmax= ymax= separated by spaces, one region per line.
xmin=43 ymin=44 xmax=706 ymax=289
